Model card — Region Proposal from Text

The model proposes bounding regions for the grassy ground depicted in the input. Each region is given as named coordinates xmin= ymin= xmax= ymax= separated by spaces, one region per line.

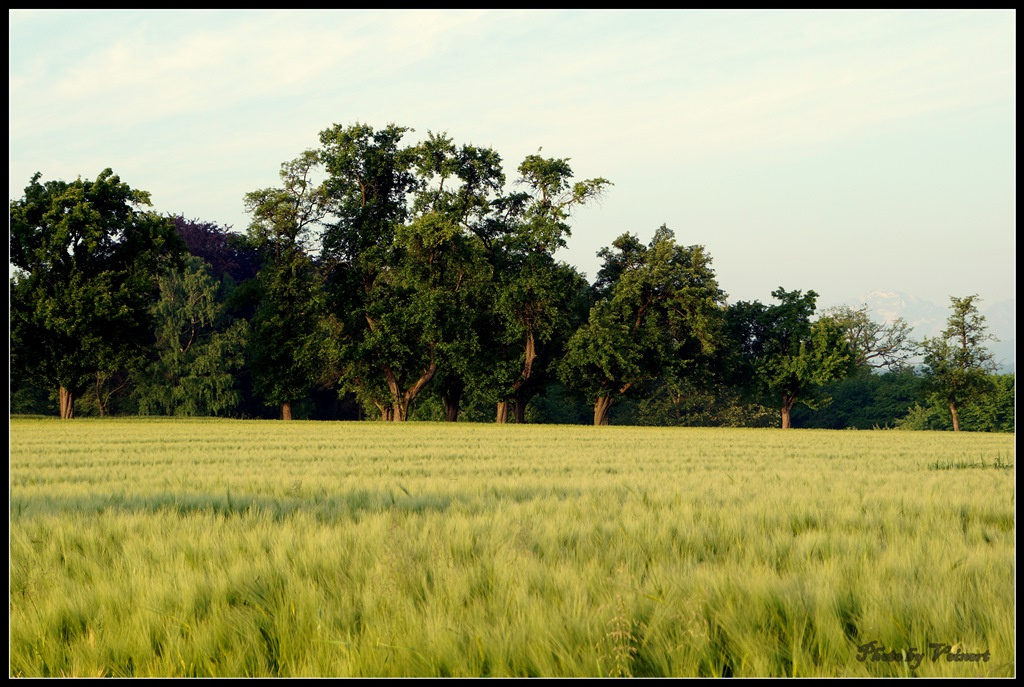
xmin=9 ymin=417 xmax=1016 ymax=677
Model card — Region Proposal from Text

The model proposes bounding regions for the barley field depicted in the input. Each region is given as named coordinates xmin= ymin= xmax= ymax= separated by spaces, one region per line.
xmin=8 ymin=417 xmax=1016 ymax=677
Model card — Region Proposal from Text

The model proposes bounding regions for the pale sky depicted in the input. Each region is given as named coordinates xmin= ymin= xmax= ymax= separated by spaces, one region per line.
xmin=9 ymin=9 xmax=1016 ymax=311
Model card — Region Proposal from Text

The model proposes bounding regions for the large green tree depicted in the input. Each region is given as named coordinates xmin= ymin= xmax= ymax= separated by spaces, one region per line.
xmin=728 ymin=288 xmax=854 ymax=429
xmin=245 ymin=150 xmax=339 ymax=420
xmin=319 ymin=123 xmax=418 ymax=420
xmin=485 ymin=153 xmax=610 ymax=423
xmin=321 ymin=124 xmax=503 ymax=421
xmin=404 ymin=132 xmax=505 ymax=422
xmin=918 ymin=295 xmax=999 ymax=432
xmin=10 ymin=169 xmax=182 ymax=418
xmin=560 ymin=226 xmax=726 ymax=425
xmin=133 ymin=255 xmax=249 ymax=416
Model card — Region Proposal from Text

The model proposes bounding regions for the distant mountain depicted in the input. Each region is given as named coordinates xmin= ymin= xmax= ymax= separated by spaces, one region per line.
xmin=853 ymin=291 xmax=1015 ymax=373
xmin=980 ymin=298 xmax=1016 ymax=373
xmin=858 ymin=291 xmax=949 ymax=338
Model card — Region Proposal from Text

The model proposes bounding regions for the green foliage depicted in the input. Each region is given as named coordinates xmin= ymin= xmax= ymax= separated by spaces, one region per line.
xmin=513 ymin=152 xmax=611 ymax=252
xmin=560 ymin=298 xmax=649 ymax=401
xmin=894 ymin=402 xmax=950 ymax=431
xmin=132 ymin=256 xmax=249 ymax=416
xmin=318 ymin=122 xmax=418 ymax=270
xmin=961 ymin=373 xmax=1015 ymax=432
xmin=10 ymin=383 xmax=55 ymax=416
xmin=727 ymin=288 xmax=855 ymax=427
xmin=522 ymin=381 xmax=592 ymax=425
xmin=918 ymin=295 xmax=999 ymax=431
xmin=9 ymin=169 xmax=183 ymax=417
xmin=792 ymin=368 xmax=925 ymax=429
xmin=897 ymin=373 xmax=1014 ymax=432
xmin=561 ymin=226 xmax=726 ymax=424
xmin=818 ymin=304 xmax=914 ymax=371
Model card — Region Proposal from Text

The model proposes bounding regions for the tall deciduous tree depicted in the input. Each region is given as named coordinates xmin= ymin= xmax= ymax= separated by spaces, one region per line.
xmin=919 ymin=295 xmax=998 ymax=432
xmin=319 ymin=123 xmax=416 ymax=419
xmin=133 ymin=255 xmax=249 ymax=416
xmin=819 ymin=304 xmax=914 ymax=371
xmin=321 ymin=124 xmax=503 ymax=421
xmin=486 ymin=153 xmax=610 ymax=423
xmin=245 ymin=151 xmax=339 ymax=420
xmin=560 ymin=226 xmax=726 ymax=425
xmin=403 ymin=133 xmax=504 ymax=422
xmin=10 ymin=169 xmax=182 ymax=418
xmin=727 ymin=288 xmax=854 ymax=429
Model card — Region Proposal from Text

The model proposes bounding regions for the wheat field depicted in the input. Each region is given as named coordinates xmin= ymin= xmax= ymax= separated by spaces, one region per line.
xmin=8 ymin=417 xmax=1015 ymax=677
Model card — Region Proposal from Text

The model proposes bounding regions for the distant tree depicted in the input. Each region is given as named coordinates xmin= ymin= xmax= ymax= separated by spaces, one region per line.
xmin=560 ymin=226 xmax=726 ymax=425
xmin=245 ymin=150 xmax=340 ymax=420
xmin=404 ymin=132 xmax=505 ymax=422
xmin=614 ymin=372 xmax=776 ymax=428
xmin=172 ymin=216 xmax=259 ymax=285
xmin=792 ymin=367 xmax=925 ymax=429
xmin=486 ymin=153 xmax=610 ymax=424
xmin=321 ymin=124 xmax=504 ymax=421
xmin=819 ymin=304 xmax=915 ymax=371
xmin=132 ymin=256 xmax=249 ymax=416
xmin=10 ymin=169 xmax=182 ymax=418
xmin=319 ymin=123 xmax=422 ymax=421
xmin=486 ymin=256 xmax=593 ymax=423
xmin=727 ymin=288 xmax=854 ymax=429
xmin=919 ymin=295 xmax=999 ymax=432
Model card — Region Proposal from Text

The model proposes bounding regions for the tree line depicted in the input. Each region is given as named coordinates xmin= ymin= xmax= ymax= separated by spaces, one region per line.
xmin=9 ymin=123 xmax=1013 ymax=431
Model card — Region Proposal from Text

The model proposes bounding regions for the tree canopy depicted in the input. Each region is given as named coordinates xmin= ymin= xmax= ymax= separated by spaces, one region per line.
xmin=727 ymin=288 xmax=854 ymax=428
xmin=560 ymin=225 xmax=726 ymax=425
xmin=10 ymin=169 xmax=182 ymax=418
xmin=819 ymin=304 xmax=914 ymax=371
xmin=919 ymin=295 xmax=999 ymax=432
xmin=9 ymin=125 xmax=1011 ymax=431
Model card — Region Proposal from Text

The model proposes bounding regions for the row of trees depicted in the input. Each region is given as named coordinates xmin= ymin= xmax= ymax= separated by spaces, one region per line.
xmin=10 ymin=123 xmax=1012 ymax=430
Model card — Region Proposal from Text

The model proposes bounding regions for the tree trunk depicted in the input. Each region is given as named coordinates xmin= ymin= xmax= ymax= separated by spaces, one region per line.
xmin=594 ymin=396 xmax=613 ymax=426
xmin=95 ymin=373 xmax=106 ymax=417
xmin=373 ymin=402 xmax=394 ymax=421
xmin=523 ymin=331 xmax=536 ymax=380
xmin=780 ymin=393 xmax=796 ymax=429
xmin=503 ymin=332 xmax=537 ymax=425
xmin=382 ymin=359 xmax=437 ymax=422
xmin=282 ymin=402 xmax=293 ymax=421
xmin=949 ymin=400 xmax=960 ymax=432
xmin=444 ymin=396 xmax=460 ymax=422
xmin=513 ymin=391 xmax=527 ymax=424
xmin=441 ymin=379 xmax=463 ymax=422
xmin=59 ymin=386 xmax=75 ymax=420
xmin=496 ymin=401 xmax=509 ymax=424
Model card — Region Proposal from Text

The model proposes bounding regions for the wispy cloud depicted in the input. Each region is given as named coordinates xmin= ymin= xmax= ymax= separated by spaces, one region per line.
xmin=9 ymin=10 xmax=1014 ymax=306
xmin=11 ymin=11 xmax=1011 ymax=157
